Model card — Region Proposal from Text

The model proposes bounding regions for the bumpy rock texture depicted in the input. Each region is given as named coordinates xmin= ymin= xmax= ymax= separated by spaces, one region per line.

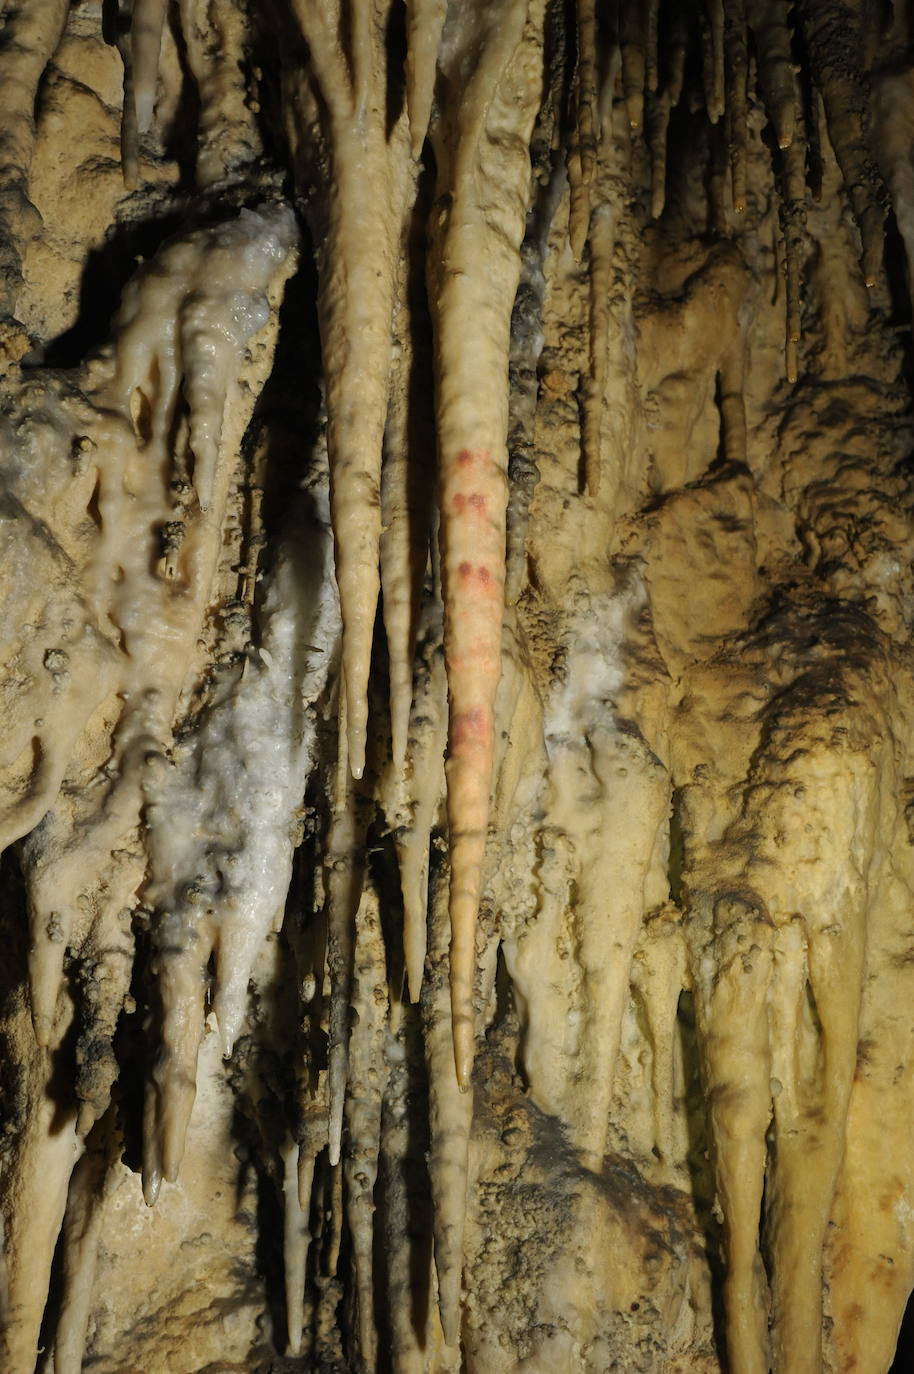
xmin=0 ymin=1 xmax=913 ymax=1371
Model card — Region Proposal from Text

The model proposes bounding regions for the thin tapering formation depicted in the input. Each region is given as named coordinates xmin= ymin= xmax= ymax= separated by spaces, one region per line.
xmin=1 ymin=1 xmax=914 ymax=1371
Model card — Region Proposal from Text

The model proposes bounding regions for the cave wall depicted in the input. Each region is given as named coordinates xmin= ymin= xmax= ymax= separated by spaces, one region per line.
xmin=0 ymin=1 xmax=913 ymax=1371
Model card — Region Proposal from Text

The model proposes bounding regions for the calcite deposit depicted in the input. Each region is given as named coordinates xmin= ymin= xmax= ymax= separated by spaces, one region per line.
xmin=0 ymin=1 xmax=912 ymax=1371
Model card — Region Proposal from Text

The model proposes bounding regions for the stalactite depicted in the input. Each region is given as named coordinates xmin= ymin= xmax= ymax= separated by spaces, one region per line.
xmin=176 ymin=0 xmax=261 ymax=187
xmin=343 ymin=885 xmax=389 ymax=1369
xmin=873 ymin=65 xmax=914 ymax=294
xmin=130 ymin=0 xmax=167 ymax=137
xmin=281 ymin=1136 xmax=309 ymax=1357
xmin=620 ymin=2 xmax=646 ymax=132
xmin=2 ymin=2 xmax=914 ymax=1371
xmin=0 ymin=1057 xmax=81 ymax=1371
xmin=689 ymin=893 xmax=774 ymax=1374
xmin=707 ymin=0 xmax=727 ymax=122
xmin=325 ymin=761 xmax=369 ymax=1169
xmin=0 ymin=0 xmax=69 ymax=329
xmin=755 ymin=0 xmax=807 ymax=381
xmin=566 ymin=0 xmax=598 ymax=257
xmin=505 ymin=155 xmax=557 ymax=598
xmin=422 ymin=863 xmax=473 ymax=1347
xmin=404 ymin=0 xmax=447 ymax=158
xmin=667 ymin=7 xmax=688 ymax=107
xmin=426 ymin=0 xmax=545 ymax=1088
xmin=645 ymin=0 xmax=660 ymax=96
xmin=647 ymin=89 xmax=672 ymax=220
xmin=719 ymin=338 xmax=748 ymax=464
xmin=630 ymin=904 xmax=688 ymax=1169
xmin=52 ymin=1112 xmax=117 ymax=1374
xmin=387 ymin=602 xmax=447 ymax=1001
xmin=575 ymin=0 xmax=598 ymax=182
xmin=380 ymin=218 xmax=436 ymax=776
xmin=379 ymin=1047 xmax=453 ymax=1370
xmin=286 ymin=0 xmax=414 ymax=781
xmin=534 ymin=588 xmax=671 ymax=1166
xmin=724 ymin=0 xmax=749 ymax=213
xmin=752 ymin=0 xmax=797 ymax=151
xmin=781 ymin=149 xmax=807 ymax=383
xmin=797 ymin=0 xmax=889 ymax=285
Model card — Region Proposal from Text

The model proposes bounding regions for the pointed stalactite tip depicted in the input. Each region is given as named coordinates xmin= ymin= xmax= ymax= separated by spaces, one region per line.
xmin=452 ymin=1011 xmax=474 ymax=1092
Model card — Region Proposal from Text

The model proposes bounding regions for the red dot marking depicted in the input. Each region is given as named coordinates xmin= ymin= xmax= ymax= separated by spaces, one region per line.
xmin=477 ymin=566 xmax=492 ymax=585
xmin=452 ymin=707 xmax=489 ymax=748
xmin=452 ymin=491 xmax=488 ymax=518
xmin=458 ymin=561 xmax=473 ymax=578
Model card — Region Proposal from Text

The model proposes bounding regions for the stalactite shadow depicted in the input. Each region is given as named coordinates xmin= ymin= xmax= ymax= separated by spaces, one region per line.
xmin=675 ymin=987 xmax=728 ymax=1363
xmin=110 ymin=913 xmax=153 ymax=1178
xmin=890 ymin=1287 xmax=914 ymax=1371
xmin=162 ymin=3 xmax=203 ymax=188
xmin=0 ymin=850 xmax=81 ymax=1140
xmin=246 ymin=7 xmax=296 ymax=176
xmin=880 ymin=206 xmax=914 ymax=391
xmin=255 ymin=244 xmax=323 ymax=546
xmin=238 ymin=1110 xmax=291 ymax=1359
xmin=366 ymin=807 xmax=406 ymax=1026
xmin=36 ymin=211 xmax=185 ymax=369
xmin=0 ymin=847 xmax=30 ymax=1086
xmin=383 ymin=0 xmax=408 ymax=139
xmin=381 ymin=1006 xmax=435 ymax=1358
xmin=34 ymin=1205 xmax=66 ymax=1372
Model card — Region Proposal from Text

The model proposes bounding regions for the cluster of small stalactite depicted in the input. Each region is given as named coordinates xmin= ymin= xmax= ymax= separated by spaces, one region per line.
xmin=0 ymin=1 xmax=913 ymax=1371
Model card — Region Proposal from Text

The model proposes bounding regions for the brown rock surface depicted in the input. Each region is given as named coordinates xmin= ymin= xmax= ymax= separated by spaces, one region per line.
xmin=0 ymin=2 xmax=912 ymax=1371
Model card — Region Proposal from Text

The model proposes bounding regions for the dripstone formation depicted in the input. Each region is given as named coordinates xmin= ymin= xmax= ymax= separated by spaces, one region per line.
xmin=0 ymin=2 xmax=912 ymax=1371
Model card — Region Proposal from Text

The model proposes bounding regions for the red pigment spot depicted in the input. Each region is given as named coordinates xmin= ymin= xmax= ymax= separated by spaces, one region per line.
xmin=452 ymin=491 xmax=488 ymax=517
xmin=458 ymin=561 xmax=473 ymax=578
xmin=476 ymin=565 xmax=492 ymax=585
xmin=451 ymin=707 xmax=489 ymax=748
xmin=457 ymin=449 xmax=477 ymax=467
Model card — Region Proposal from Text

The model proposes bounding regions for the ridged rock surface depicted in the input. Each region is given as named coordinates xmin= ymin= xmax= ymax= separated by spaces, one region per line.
xmin=0 ymin=2 xmax=911 ymax=1372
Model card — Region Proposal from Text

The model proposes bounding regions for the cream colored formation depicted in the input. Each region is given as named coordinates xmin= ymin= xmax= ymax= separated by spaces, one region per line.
xmin=0 ymin=1 xmax=912 ymax=1371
